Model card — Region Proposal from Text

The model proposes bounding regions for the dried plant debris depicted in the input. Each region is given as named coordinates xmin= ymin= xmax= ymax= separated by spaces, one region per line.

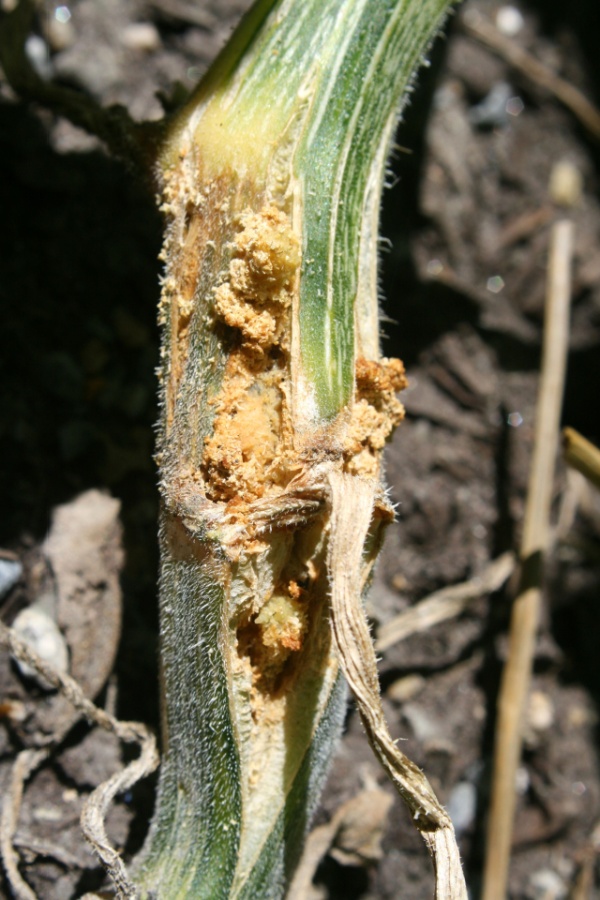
xmin=288 ymin=783 xmax=394 ymax=900
xmin=2 ymin=491 xmax=124 ymax=746
xmin=0 ymin=492 xmax=156 ymax=900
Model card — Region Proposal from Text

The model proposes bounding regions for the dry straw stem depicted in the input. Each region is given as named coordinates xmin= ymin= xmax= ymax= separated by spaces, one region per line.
xmin=463 ymin=13 xmax=600 ymax=143
xmin=376 ymin=551 xmax=515 ymax=652
xmin=0 ymin=620 xmax=159 ymax=900
xmin=569 ymin=821 xmax=600 ymax=900
xmin=482 ymin=219 xmax=574 ymax=900
xmin=327 ymin=470 xmax=467 ymax=900
xmin=563 ymin=427 xmax=600 ymax=492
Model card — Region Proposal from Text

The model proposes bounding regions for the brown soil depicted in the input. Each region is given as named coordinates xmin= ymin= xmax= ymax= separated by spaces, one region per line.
xmin=1 ymin=0 xmax=599 ymax=897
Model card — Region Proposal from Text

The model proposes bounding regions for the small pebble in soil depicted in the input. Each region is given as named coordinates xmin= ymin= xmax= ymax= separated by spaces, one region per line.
xmin=527 ymin=868 xmax=568 ymax=900
xmin=527 ymin=690 xmax=554 ymax=732
xmin=469 ymin=82 xmax=513 ymax=129
xmin=515 ymin=766 xmax=530 ymax=795
xmin=0 ymin=558 xmax=22 ymax=598
xmin=447 ymin=781 xmax=477 ymax=836
xmin=121 ymin=22 xmax=161 ymax=52
xmin=506 ymin=95 xmax=525 ymax=117
xmin=567 ymin=704 xmax=595 ymax=728
xmin=524 ymin=689 xmax=555 ymax=748
xmin=387 ymin=674 xmax=426 ymax=704
xmin=486 ymin=274 xmax=505 ymax=294
xmin=25 ymin=34 xmax=53 ymax=79
xmin=45 ymin=7 xmax=76 ymax=52
xmin=549 ymin=160 xmax=583 ymax=208
xmin=11 ymin=605 xmax=69 ymax=689
xmin=507 ymin=411 xmax=523 ymax=427
xmin=427 ymin=258 xmax=444 ymax=276
xmin=54 ymin=6 xmax=71 ymax=23
xmin=390 ymin=572 xmax=409 ymax=592
xmin=495 ymin=6 xmax=525 ymax=37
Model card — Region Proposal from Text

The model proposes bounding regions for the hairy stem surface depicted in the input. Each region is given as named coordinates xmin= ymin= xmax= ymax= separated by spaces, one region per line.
xmin=134 ymin=1 xmax=463 ymax=897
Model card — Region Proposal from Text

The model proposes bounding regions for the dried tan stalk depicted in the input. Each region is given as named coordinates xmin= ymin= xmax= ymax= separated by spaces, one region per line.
xmin=482 ymin=219 xmax=574 ymax=900
xmin=563 ymin=427 xmax=600 ymax=492
xmin=327 ymin=469 xmax=467 ymax=900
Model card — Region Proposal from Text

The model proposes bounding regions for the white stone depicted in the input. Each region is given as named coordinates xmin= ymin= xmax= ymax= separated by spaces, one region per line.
xmin=12 ymin=606 xmax=69 ymax=689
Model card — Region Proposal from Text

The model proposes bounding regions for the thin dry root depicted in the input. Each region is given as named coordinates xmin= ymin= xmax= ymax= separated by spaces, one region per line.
xmin=0 ymin=621 xmax=159 ymax=900
xmin=80 ymin=726 xmax=158 ymax=900
xmin=376 ymin=551 xmax=515 ymax=651
xmin=1 ymin=748 xmax=48 ymax=900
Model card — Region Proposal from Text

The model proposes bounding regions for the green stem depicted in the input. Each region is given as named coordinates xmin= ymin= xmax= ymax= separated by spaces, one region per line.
xmin=133 ymin=1 xmax=458 ymax=897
